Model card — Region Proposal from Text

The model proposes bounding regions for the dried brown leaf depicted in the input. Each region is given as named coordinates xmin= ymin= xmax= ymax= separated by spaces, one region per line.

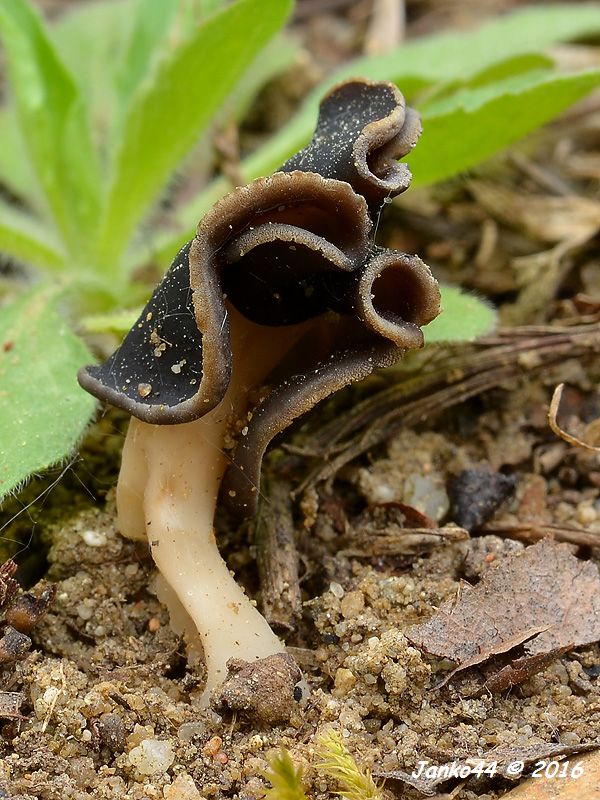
xmin=500 ymin=748 xmax=600 ymax=799
xmin=469 ymin=181 xmax=600 ymax=243
xmin=374 ymin=743 xmax=598 ymax=794
xmin=407 ymin=540 xmax=600 ymax=671
xmin=481 ymin=644 xmax=572 ymax=694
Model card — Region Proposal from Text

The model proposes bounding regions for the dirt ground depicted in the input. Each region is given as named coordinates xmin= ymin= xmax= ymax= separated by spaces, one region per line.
xmin=1 ymin=1 xmax=600 ymax=798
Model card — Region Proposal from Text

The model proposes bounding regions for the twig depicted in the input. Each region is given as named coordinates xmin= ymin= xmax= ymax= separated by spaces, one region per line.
xmin=254 ymin=479 xmax=302 ymax=633
xmin=481 ymin=522 xmax=600 ymax=549
xmin=282 ymin=322 xmax=600 ymax=493
xmin=548 ymin=382 xmax=600 ymax=452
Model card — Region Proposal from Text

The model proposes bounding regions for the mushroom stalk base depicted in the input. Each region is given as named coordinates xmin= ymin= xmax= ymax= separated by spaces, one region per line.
xmin=116 ymin=313 xmax=305 ymax=704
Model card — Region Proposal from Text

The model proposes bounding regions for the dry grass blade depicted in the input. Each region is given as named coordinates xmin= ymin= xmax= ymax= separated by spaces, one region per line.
xmin=288 ymin=321 xmax=600 ymax=492
xmin=548 ymin=382 xmax=600 ymax=452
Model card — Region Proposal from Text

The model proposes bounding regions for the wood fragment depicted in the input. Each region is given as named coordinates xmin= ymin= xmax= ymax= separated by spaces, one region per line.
xmin=254 ymin=479 xmax=302 ymax=633
xmin=481 ymin=522 xmax=600 ymax=549
xmin=0 ymin=691 xmax=24 ymax=719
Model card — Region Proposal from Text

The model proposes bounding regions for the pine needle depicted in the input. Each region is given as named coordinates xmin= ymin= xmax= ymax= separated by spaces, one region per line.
xmin=314 ymin=730 xmax=383 ymax=800
xmin=262 ymin=749 xmax=308 ymax=800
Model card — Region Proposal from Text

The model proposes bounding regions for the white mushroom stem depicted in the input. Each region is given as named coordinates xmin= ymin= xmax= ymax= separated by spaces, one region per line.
xmin=116 ymin=309 xmax=306 ymax=704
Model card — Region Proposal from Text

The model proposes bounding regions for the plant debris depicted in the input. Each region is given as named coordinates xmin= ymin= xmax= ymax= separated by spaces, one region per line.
xmin=375 ymin=741 xmax=600 ymax=794
xmin=548 ymin=383 xmax=600 ymax=453
xmin=0 ymin=559 xmax=55 ymax=670
xmin=407 ymin=539 xmax=600 ymax=687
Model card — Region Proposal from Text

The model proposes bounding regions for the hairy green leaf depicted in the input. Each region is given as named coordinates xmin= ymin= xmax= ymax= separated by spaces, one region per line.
xmin=342 ymin=4 xmax=600 ymax=88
xmin=52 ymin=0 xmax=137 ymax=150
xmin=114 ymin=0 xmax=180 ymax=114
xmin=0 ymin=0 xmax=101 ymax=258
xmin=234 ymin=4 xmax=600 ymax=175
xmin=0 ymin=110 xmax=41 ymax=209
xmin=424 ymin=286 xmax=496 ymax=344
xmin=411 ymin=70 xmax=600 ymax=187
xmin=0 ymin=288 xmax=96 ymax=503
xmin=0 ymin=202 xmax=66 ymax=273
xmin=96 ymin=0 xmax=292 ymax=270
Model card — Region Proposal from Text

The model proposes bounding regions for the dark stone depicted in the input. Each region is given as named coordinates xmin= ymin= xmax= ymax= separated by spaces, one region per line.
xmin=449 ymin=469 xmax=516 ymax=530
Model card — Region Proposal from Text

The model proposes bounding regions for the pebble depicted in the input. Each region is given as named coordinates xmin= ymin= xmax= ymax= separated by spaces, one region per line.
xmin=449 ymin=468 xmax=516 ymax=530
xmin=202 ymin=736 xmax=223 ymax=758
xmin=334 ymin=668 xmax=357 ymax=695
xmin=163 ymin=773 xmax=203 ymax=800
xmin=128 ymin=739 xmax=174 ymax=775
xmin=340 ymin=591 xmax=364 ymax=619
xmin=76 ymin=603 xmax=94 ymax=621
xmin=80 ymin=529 xmax=107 ymax=547
xmin=329 ymin=582 xmax=344 ymax=599
xmin=177 ymin=722 xmax=206 ymax=742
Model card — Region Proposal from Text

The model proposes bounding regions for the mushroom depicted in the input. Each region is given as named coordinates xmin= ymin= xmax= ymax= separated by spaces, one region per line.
xmin=78 ymin=79 xmax=441 ymax=704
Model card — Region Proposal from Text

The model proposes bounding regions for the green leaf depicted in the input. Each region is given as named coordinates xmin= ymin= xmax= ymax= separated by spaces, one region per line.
xmin=52 ymin=0 xmax=138 ymax=149
xmin=341 ymin=3 xmax=600 ymax=89
xmin=230 ymin=3 xmax=600 ymax=174
xmin=263 ymin=750 xmax=308 ymax=800
xmin=113 ymin=0 xmax=180 ymax=115
xmin=81 ymin=307 xmax=140 ymax=336
xmin=0 ymin=109 xmax=42 ymax=209
xmin=424 ymin=286 xmax=496 ymax=343
xmin=0 ymin=202 xmax=67 ymax=273
xmin=96 ymin=0 xmax=292 ymax=270
xmin=0 ymin=0 xmax=102 ymax=259
xmin=411 ymin=70 xmax=600 ymax=187
xmin=0 ymin=288 xmax=96 ymax=503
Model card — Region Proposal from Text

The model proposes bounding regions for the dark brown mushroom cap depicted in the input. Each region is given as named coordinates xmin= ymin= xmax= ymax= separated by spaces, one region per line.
xmin=78 ymin=79 xmax=441 ymax=504
xmin=78 ymin=171 xmax=372 ymax=424
xmin=281 ymin=78 xmax=421 ymax=211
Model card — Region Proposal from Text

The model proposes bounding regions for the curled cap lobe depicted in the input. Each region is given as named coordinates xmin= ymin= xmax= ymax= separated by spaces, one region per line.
xmin=281 ymin=78 xmax=421 ymax=211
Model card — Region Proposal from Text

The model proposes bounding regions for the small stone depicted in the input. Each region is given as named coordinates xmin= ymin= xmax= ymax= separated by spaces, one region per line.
xmin=449 ymin=468 xmax=516 ymax=530
xmin=171 ymin=360 xmax=186 ymax=375
xmin=76 ymin=603 xmax=94 ymax=621
xmin=97 ymin=712 xmax=125 ymax=753
xmin=202 ymin=736 xmax=223 ymax=758
xmin=340 ymin=590 xmax=364 ymax=619
xmin=163 ymin=773 xmax=203 ymax=800
xmin=148 ymin=618 xmax=161 ymax=633
xmin=329 ymin=582 xmax=344 ymax=599
xmin=128 ymin=738 xmax=174 ymax=775
xmin=177 ymin=722 xmax=206 ymax=742
xmin=80 ymin=529 xmax=107 ymax=547
xmin=137 ymin=383 xmax=152 ymax=398
xmin=333 ymin=668 xmax=357 ymax=695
